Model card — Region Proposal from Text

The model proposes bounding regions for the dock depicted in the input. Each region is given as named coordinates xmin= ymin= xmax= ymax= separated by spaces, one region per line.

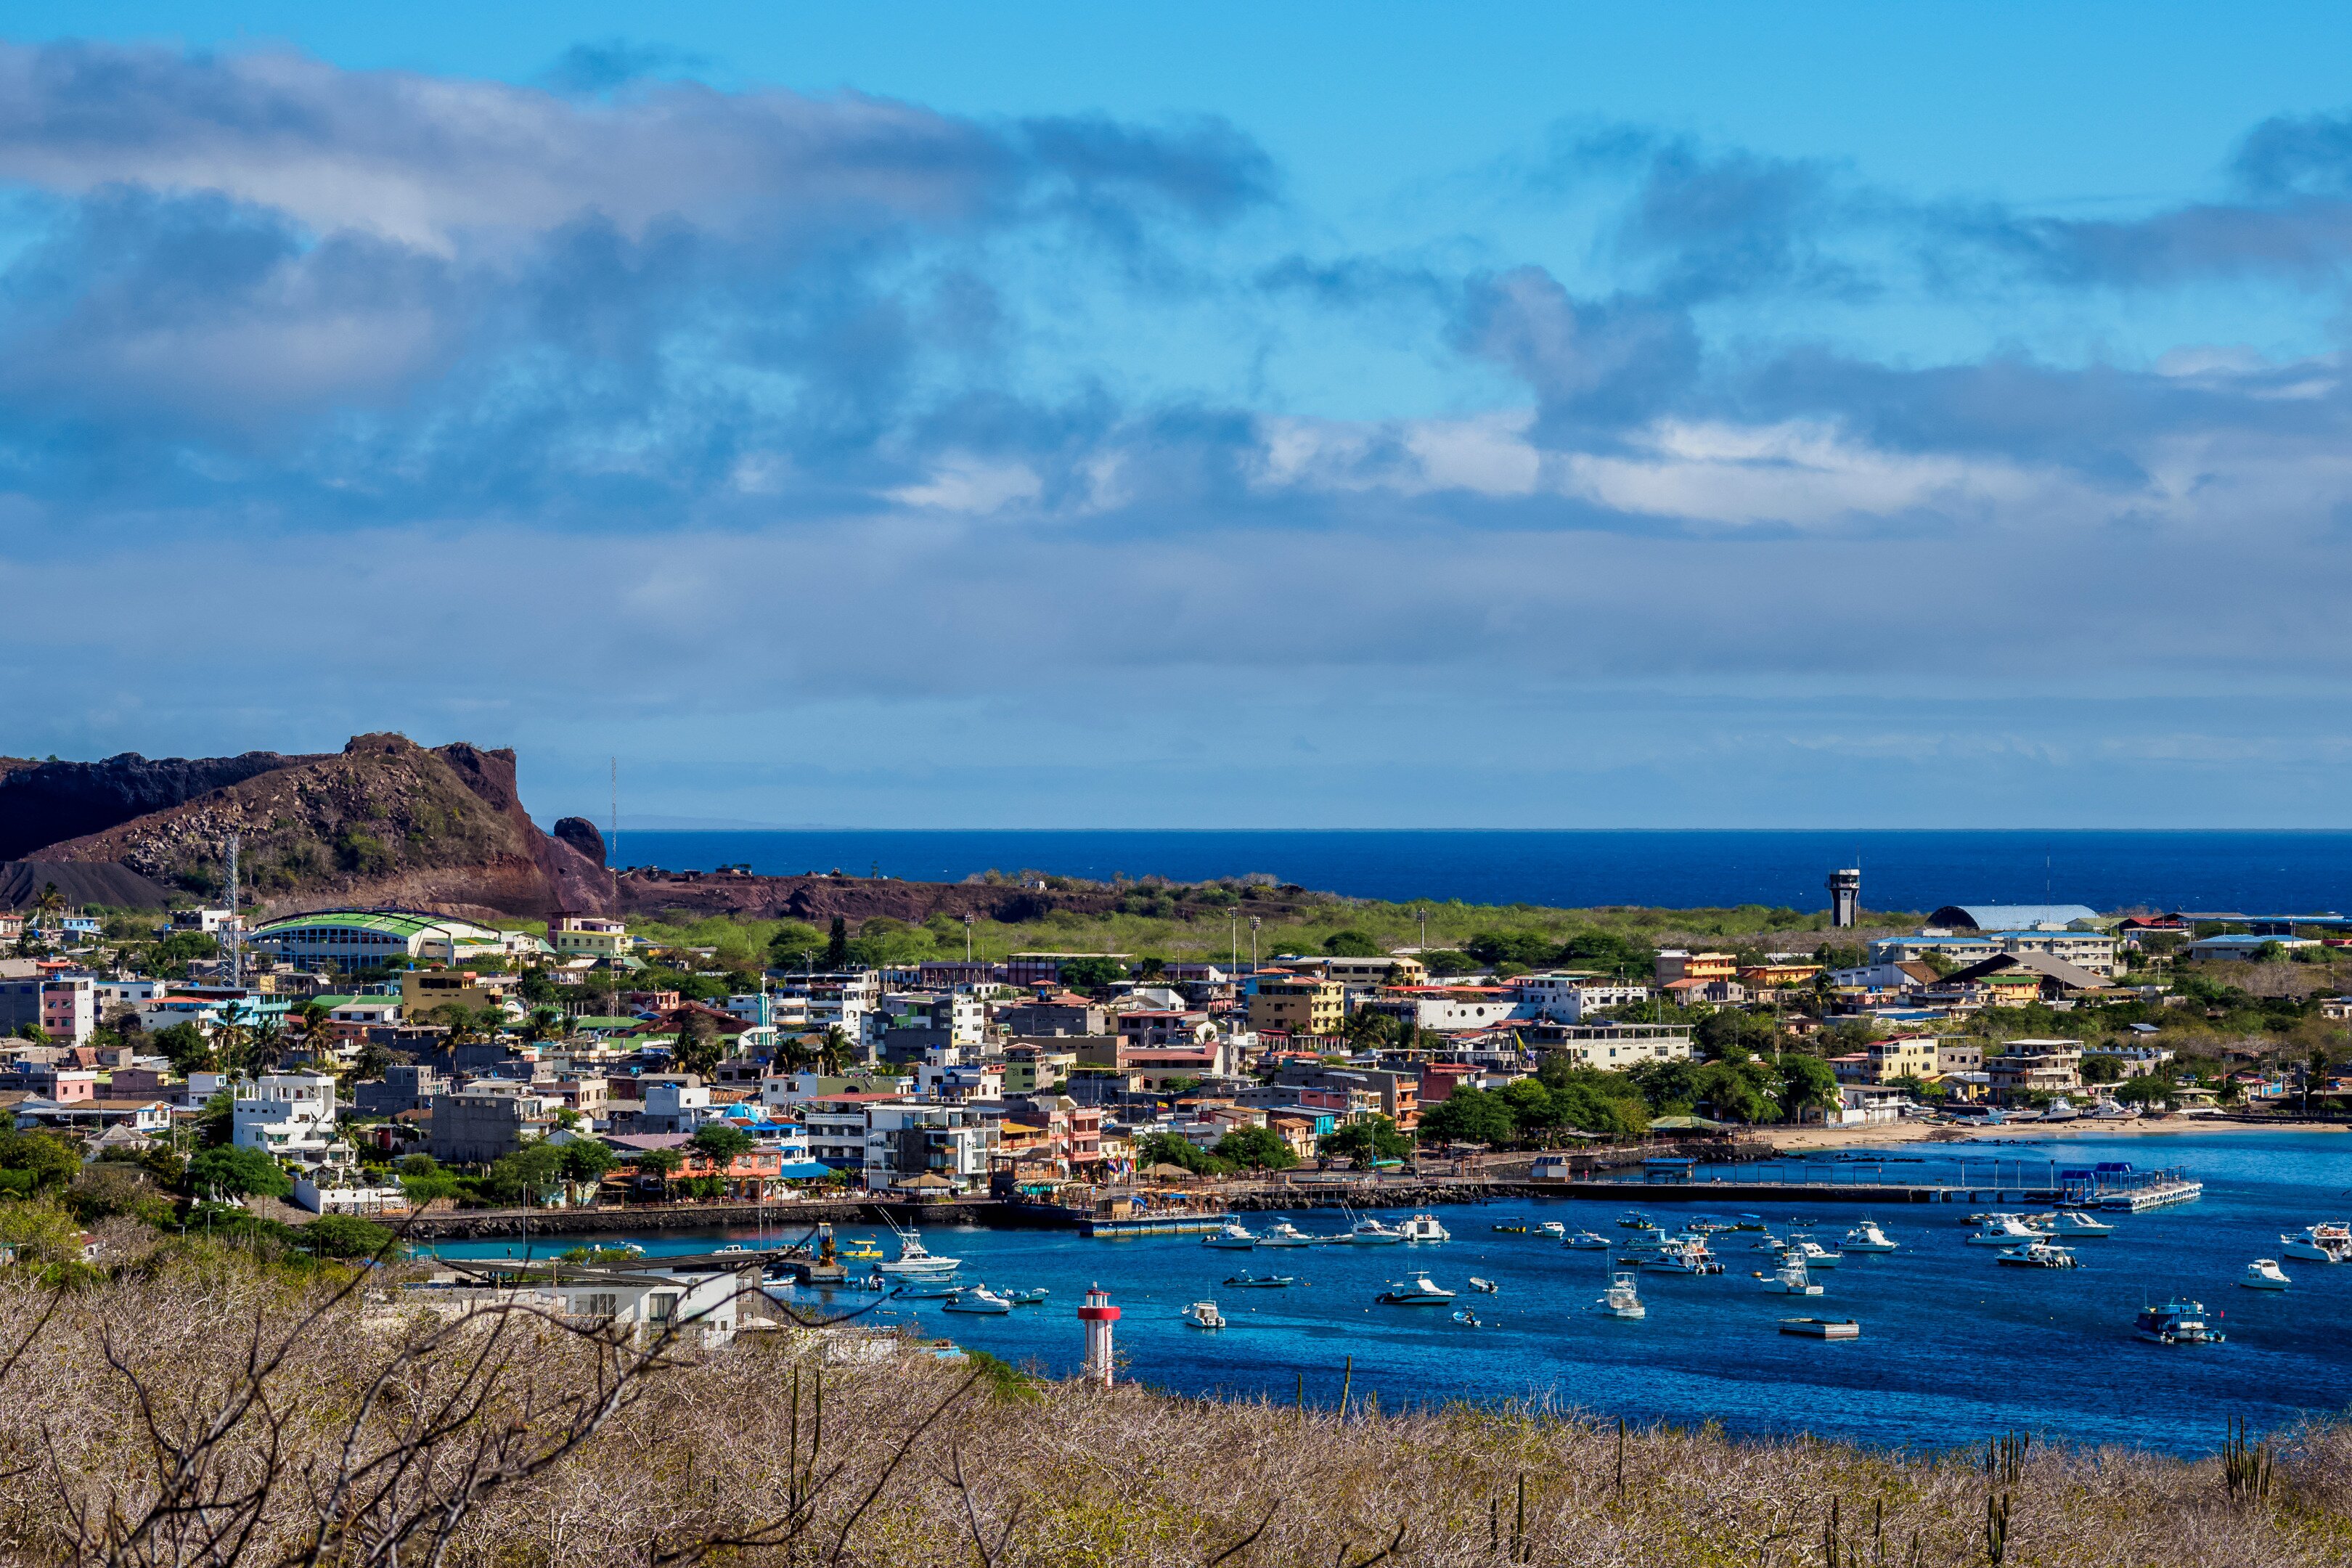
xmin=1536 ymin=1180 xmax=2063 ymax=1205
xmin=1078 ymin=1214 xmax=1233 ymax=1238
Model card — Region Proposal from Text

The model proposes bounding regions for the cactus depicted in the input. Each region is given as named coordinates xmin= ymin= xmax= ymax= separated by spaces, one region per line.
xmin=2223 ymin=1416 xmax=2274 ymax=1506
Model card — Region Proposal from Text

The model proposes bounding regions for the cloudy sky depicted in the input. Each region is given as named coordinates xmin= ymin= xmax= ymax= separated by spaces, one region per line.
xmin=6 ymin=3 xmax=2352 ymax=828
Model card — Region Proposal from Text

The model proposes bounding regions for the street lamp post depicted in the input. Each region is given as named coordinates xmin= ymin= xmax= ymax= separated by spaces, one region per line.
xmin=1249 ymin=917 xmax=1260 ymax=969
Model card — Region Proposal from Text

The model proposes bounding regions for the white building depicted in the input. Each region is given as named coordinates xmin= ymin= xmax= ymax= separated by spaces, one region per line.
xmin=862 ymin=1102 xmax=995 ymax=1194
xmin=1536 ymin=1026 xmax=1694 ymax=1070
xmin=1508 ymin=974 xmax=1653 ymax=1023
xmin=231 ymin=1073 xmax=346 ymax=1169
xmin=636 ymin=1079 xmax=719 ymax=1135
xmin=1363 ymin=994 xmax=1523 ymax=1034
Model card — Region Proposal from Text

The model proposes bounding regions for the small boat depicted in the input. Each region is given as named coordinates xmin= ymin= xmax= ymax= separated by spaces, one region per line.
xmin=1780 ymin=1318 xmax=1861 ymax=1339
xmin=1183 ymin=1299 xmax=1226 ymax=1329
xmin=1466 ymin=1276 xmax=1498 ymax=1293
xmin=1617 ymin=1211 xmax=1654 ymax=1229
xmin=1450 ymin=1307 xmax=1484 ymax=1326
xmin=2136 ymin=1299 xmax=2225 ymax=1345
xmin=2050 ymin=1212 xmax=2115 ymax=1237
xmin=2279 ymin=1223 xmax=2352 ymax=1263
xmin=1201 ymin=1220 xmax=1260 ymax=1250
xmin=2240 ymin=1258 xmax=2292 ymax=1291
xmin=846 ymin=1270 xmax=889 ymax=1292
xmin=942 ymin=1286 xmax=1014 ymax=1314
xmin=1003 ymin=1287 xmax=1050 ymax=1305
xmin=892 ymin=1278 xmax=966 ymax=1299
xmin=1562 ymin=1230 xmax=1612 ymax=1250
xmin=1996 ymin=1241 xmax=2079 ymax=1268
xmin=1784 ymin=1238 xmax=1840 ymax=1271
xmin=1222 ymin=1272 xmax=1294 ymax=1288
xmin=1592 ymin=1269 xmax=1646 ymax=1319
xmin=1538 ymin=1221 xmax=1567 ymax=1238
xmin=1966 ymin=1214 xmax=2042 ymax=1247
xmin=1842 ymin=1220 xmax=1898 ymax=1254
xmin=2091 ymin=1099 xmax=2140 ymax=1121
xmin=1756 ymin=1256 xmax=1824 ymax=1296
xmin=1490 ymin=1220 xmax=1531 ymax=1234
xmin=839 ymin=1238 xmax=885 ymax=1260
xmin=1257 ymin=1221 xmax=1316 ymax=1247
xmin=1376 ymin=1273 xmax=1456 ymax=1304
xmin=2036 ymin=1097 xmax=2083 ymax=1123
xmin=1645 ymin=1238 xmax=1723 ymax=1275
xmin=1347 ymin=1217 xmax=1407 ymax=1246
xmin=875 ymin=1228 xmax=962 ymax=1275
xmin=1400 ymin=1213 xmax=1450 ymax=1243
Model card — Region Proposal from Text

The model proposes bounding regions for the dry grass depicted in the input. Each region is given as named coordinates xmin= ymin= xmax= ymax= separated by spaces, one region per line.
xmin=0 ymin=1257 xmax=2347 ymax=1566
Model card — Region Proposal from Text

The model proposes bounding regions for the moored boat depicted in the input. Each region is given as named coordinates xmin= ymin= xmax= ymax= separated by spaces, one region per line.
xmin=1562 ymin=1230 xmax=1612 ymax=1249
xmin=1376 ymin=1273 xmax=1455 ymax=1304
xmin=1842 ymin=1220 xmax=1898 ymax=1254
xmin=1757 ymin=1256 xmax=1824 ymax=1296
xmin=1780 ymin=1318 xmax=1860 ymax=1339
xmin=1995 ymin=1240 xmax=2079 ymax=1269
xmin=942 ymin=1286 xmax=1014 ymax=1314
xmin=2050 ymin=1212 xmax=2115 ymax=1237
xmin=2240 ymin=1258 xmax=2292 ymax=1291
xmin=2279 ymin=1223 xmax=2352 ymax=1263
xmin=1467 ymin=1276 xmax=1498 ymax=1293
xmin=1201 ymin=1220 xmax=1260 ymax=1250
xmin=1965 ymin=1214 xmax=2042 ymax=1247
xmin=1538 ymin=1221 xmax=1567 ymax=1238
xmin=875 ymin=1228 xmax=962 ymax=1275
xmin=2136 ymin=1299 xmax=2224 ymax=1344
xmin=1592 ymin=1268 xmax=1646 ymax=1319
xmin=1347 ymin=1216 xmax=1406 ymax=1245
xmin=1222 ymin=1271 xmax=1295 ymax=1288
xmin=1183 ymin=1299 xmax=1226 ymax=1329
xmin=1784 ymin=1238 xmax=1841 ymax=1270
xmin=1004 ymin=1287 xmax=1050 ymax=1304
xmin=1257 ymin=1221 xmax=1315 ymax=1247
xmin=1400 ymin=1213 xmax=1450 ymax=1243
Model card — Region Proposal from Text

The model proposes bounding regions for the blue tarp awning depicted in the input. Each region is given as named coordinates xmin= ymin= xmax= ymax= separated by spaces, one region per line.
xmin=776 ymin=1161 xmax=835 ymax=1180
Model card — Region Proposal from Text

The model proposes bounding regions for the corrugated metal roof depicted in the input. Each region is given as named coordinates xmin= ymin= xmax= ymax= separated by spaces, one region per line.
xmin=1928 ymin=904 xmax=2101 ymax=931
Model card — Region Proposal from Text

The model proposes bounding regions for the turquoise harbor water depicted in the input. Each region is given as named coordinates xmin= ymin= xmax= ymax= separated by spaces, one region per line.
xmin=434 ymin=1132 xmax=2352 ymax=1453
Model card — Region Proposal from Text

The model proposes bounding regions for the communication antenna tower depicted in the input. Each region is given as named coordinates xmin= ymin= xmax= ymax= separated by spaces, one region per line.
xmin=224 ymin=832 xmax=241 ymax=986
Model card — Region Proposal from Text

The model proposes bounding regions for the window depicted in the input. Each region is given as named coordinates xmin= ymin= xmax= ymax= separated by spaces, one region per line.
xmin=647 ymin=1293 xmax=679 ymax=1323
xmin=578 ymin=1293 xmax=619 ymax=1318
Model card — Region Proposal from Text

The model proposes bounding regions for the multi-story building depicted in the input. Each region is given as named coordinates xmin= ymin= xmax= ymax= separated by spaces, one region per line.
xmin=1248 ymin=976 xmax=1345 ymax=1037
xmin=1863 ymin=1036 xmax=1940 ymax=1083
xmin=232 ymin=1073 xmax=346 ymax=1169
xmin=995 ymin=995 xmax=1108 ymax=1037
xmin=1987 ymin=1039 xmax=2083 ymax=1101
xmin=0 ymin=977 xmax=95 ymax=1044
xmin=548 ymin=913 xmax=630 ymax=961
xmin=1527 ymin=1024 xmax=1694 ymax=1069
xmin=401 ymin=971 xmax=513 ymax=1023
xmin=998 ymin=1045 xmax=1075 ymax=1094
xmin=1361 ymin=989 xmax=1519 ymax=1034
xmin=1653 ymin=951 xmax=1737 ymax=986
xmin=861 ymin=1102 xmax=995 ymax=1193
xmin=430 ymin=1082 xmax=563 ymax=1165
xmin=1508 ymin=974 xmax=1651 ymax=1023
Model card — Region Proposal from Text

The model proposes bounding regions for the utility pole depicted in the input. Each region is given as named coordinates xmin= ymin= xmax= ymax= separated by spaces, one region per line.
xmin=224 ymin=833 xmax=240 ymax=988
xmin=963 ymin=912 xmax=975 ymax=962
xmin=1249 ymin=916 xmax=1260 ymax=969
xmin=611 ymin=758 xmax=619 ymax=874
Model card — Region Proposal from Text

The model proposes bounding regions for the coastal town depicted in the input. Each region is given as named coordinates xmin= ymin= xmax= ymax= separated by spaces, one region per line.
xmin=0 ymin=863 xmax=2343 ymax=1244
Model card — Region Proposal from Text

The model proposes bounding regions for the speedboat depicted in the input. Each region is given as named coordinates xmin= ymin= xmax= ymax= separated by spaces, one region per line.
xmin=2279 ymin=1223 xmax=2352 ymax=1263
xmin=2091 ymin=1099 xmax=2140 ymax=1121
xmin=1562 ymin=1230 xmax=1612 ymax=1250
xmin=1467 ymin=1276 xmax=1498 ymax=1293
xmin=941 ymin=1286 xmax=1014 ymax=1314
xmin=1490 ymin=1220 xmax=1530 ymax=1234
xmin=891 ymin=1278 xmax=965 ymax=1299
xmin=1757 ymin=1256 xmax=1824 ymax=1296
xmin=1222 ymin=1271 xmax=1294 ymax=1288
xmin=2050 ymin=1212 xmax=2114 ymax=1237
xmin=2036 ymin=1097 xmax=2083 ymax=1123
xmin=1450 ymin=1307 xmax=1485 ymax=1326
xmin=1003 ymin=1287 xmax=1050 ymax=1304
xmin=1592 ymin=1269 xmax=1646 ymax=1320
xmin=1995 ymin=1241 xmax=2079 ymax=1269
xmin=1347 ymin=1216 xmax=1407 ymax=1245
xmin=2241 ymin=1258 xmax=2291 ymax=1291
xmin=1842 ymin=1220 xmax=1898 ymax=1254
xmin=1376 ymin=1274 xmax=1456 ymax=1304
xmin=1257 ymin=1221 xmax=1315 ymax=1247
xmin=1784 ymin=1238 xmax=1840 ymax=1270
xmin=1966 ymin=1214 xmax=2042 ymax=1247
xmin=1400 ymin=1213 xmax=1450 ymax=1243
xmin=2136 ymin=1299 xmax=2224 ymax=1344
xmin=875 ymin=1229 xmax=962 ymax=1275
xmin=1202 ymin=1220 xmax=1260 ymax=1250
xmin=1538 ymin=1221 xmax=1567 ymax=1238
xmin=1617 ymin=1211 xmax=1654 ymax=1229
xmin=1183 ymin=1299 xmax=1226 ymax=1329
xmin=1645 ymin=1238 xmax=1723 ymax=1275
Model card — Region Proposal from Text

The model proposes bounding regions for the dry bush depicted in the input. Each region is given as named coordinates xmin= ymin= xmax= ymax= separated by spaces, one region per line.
xmin=0 ymin=1256 xmax=2343 ymax=1566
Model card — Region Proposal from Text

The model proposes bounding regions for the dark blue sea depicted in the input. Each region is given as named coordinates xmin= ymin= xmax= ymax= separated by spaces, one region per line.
xmin=616 ymin=829 xmax=2352 ymax=915
xmin=436 ymin=1132 xmax=2352 ymax=1453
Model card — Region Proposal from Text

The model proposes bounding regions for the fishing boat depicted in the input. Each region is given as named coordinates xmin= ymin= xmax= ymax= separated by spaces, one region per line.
xmin=1201 ymin=1220 xmax=1260 ymax=1250
xmin=1995 ymin=1241 xmax=2079 ymax=1269
xmin=1562 ymin=1230 xmax=1612 ymax=1250
xmin=1257 ymin=1221 xmax=1316 ymax=1247
xmin=1592 ymin=1269 xmax=1646 ymax=1320
xmin=1004 ymin=1287 xmax=1050 ymax=1305
xmin=1347 ymin=1216 xmax=1407 ymax=1245
xmin=1222 ymin=1271 xmax=1294 ymax=1288
xmin=1965 ymin=1214 xmax=2042 ymax=1247
xmin=2090 ymin=1098 xmax=2140 ymax=1122
xmin=2035 ymin=1097 xmax=2083 ymax=1123
xmin=1376 ymin=1274 xmax=1456 ymax=1304
xmin=942 ymin=1286 xmax=1015 ymax=1314
xmin=2240 ymin=1258 xmax=2292 ymax=1291
xmin=839 ymin=1238 xmax=886 ymax=1261
xmin=1646 ymin=1238 xmax=1723 ymax=1275
xmin=1490 ymin=1220 xmax=1531 ymax=1234
xmin=1841 ymin=1220 xmax=1898 ymax=1254
xmin=1400 ymin=1213 xmax=1451 ymax=1243
xmin=2279 ymin=1223 xmax=2352 ymax=1263
xmin=875 ymin=1227 xmax=961 ymax=1275
xmin=1467 ymin=1276 xmax=1498 ymax=1293
xmin=2049 ymin=1212 xmax=2115 ymax=1237
xmin=1538 ymin=1221 xmax=1567 ymax=1238
xmin=1784 ymin=1238 xmax=1840 ymax=1270
xmin=1183 ymin=1299 xmax=1227 ymax=1329
xmin=2136 ymin=1299 xmax=2224 ymax=1344
xmin=1616 ymin=1210 xmax=1654 ymax=1229
xmin=1756 ymin=1256 xmax=1824 ymax=1296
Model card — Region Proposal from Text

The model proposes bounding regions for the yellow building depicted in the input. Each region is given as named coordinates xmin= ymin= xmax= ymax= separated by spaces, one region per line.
xmin=549 ymin=914 xmax=629 ymax=960
xmin=1864 ymin=1036 xmax=1940 ymax=1083
xmin=1249 ymin=976 xmax=1345 ymax=1037
xmin=401 ymin=970 xmax=510 ymax=1021
xmin=1654 ymin=950 xmax=1739 ymax=985
xmin=1739 ymin=961 xmax=1821 ymax=989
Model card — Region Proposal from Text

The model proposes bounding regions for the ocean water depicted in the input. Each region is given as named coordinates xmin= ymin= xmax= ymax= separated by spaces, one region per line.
xmin=617 ymin=829 xmax=2352 ymax=915
xmin=435 ymin=1132 xmax=2352 ymax=1453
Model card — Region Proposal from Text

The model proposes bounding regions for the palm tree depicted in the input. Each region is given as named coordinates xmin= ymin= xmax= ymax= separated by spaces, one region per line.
xmin=212 ymin=1002 xmax=253 ymax=1079
xmin=817 ymin=1024 xmax=854 ymax=1076
xmin=33 ymin=883 xmax=63 ymax=936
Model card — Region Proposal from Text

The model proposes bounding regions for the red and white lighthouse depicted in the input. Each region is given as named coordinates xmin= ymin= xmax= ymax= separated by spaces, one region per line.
xmin=1077 ymin=1283 xmax=1120 ymax=1388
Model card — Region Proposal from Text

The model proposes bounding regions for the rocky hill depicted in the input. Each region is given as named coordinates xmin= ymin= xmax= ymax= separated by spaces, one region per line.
xmin=17 ymin=735 xmax=614 ymax=919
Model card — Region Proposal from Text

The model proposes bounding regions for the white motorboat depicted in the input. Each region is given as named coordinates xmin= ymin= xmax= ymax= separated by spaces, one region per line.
xmin=942 ymin=1286 xmax=1015 ymax=1314
xmin=1201 ymin=1220 xmax=1260 ymax=1250
xmin=1841 ymin=1220 xmax=1898 ymax=1254
xmin=2136 ymin=1299 xmax=2224 ymax=1344
xmin=1347 ymin=1216 xmax=1407 ymax=1245
xmin=1562 ymin=1230 xmax=1612 ymax=1250
xmin=1222 ymin=1271 xmax=1294 ymax=1288
xmin=1784 ymin=1238 xmax=1841 ymax=1270
xmin=1592 ymin=1269 xmax=1646 ymax=1319
xmin=1257 ymin=1221 xmax=1316 ymax=1247
xmin=2091 ymin=1099 xmax=2140 ymax=1121
xmin=1995 ymin=1241 xmax=2079 ymax=1270
xmin=1757 ymin=1256 xmax=1824 ymax=1297
xmin=2240 ymin=1258 xmax=2292 ymax=1291
xmin=1400 ymin=1213 xmax=1451 ymax=1243
xmin=1965 ymin=1214 xmax=2042 ymax=1247
xmin=1183 ymin=1299 xmax=1226 ymax=1328
xmin=2035 ymin=1097 xmax=2083 ymax=1123
xmin=1466 ymin=1276 xmax=1498 ymax=1293
xmin=1376 ymin=1274 xmax=1456 ymax=1304
xmin=2050 ymin=1212 xmax=2114 ymax=1237
xmin=2279 ymin=1223 xmax=2352 ymax=1263
xmin=875 ymin=1229 xmax=962 ymax=1275
xmin=1538 ymin=1221 xmax=1567 ymax=1238
xmin=1004 ymin=1287 xmax=1050 ymax=1305
xmin=1645 ymin=1238 xmax=1723 ymax=1275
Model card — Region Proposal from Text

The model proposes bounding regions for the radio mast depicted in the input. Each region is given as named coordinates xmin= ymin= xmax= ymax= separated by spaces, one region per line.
xmin=224 ymin=832 xmax=241 ymax=986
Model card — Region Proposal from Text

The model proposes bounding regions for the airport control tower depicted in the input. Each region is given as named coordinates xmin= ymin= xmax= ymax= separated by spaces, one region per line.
xmin=1826 ymin=867 xmax=1861 ymax=928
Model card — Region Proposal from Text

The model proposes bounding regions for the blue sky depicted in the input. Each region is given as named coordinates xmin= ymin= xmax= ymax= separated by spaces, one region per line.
xmin=7 ymin=4 xmax=2352 ymax=828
